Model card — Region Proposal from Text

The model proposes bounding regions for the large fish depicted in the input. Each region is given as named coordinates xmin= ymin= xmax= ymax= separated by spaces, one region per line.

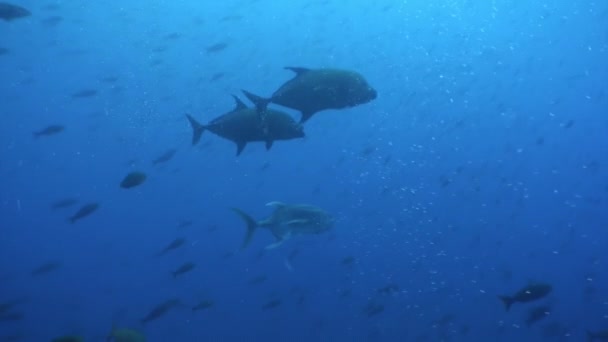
xmin=231 ymin=201 xmax=334 ymax=250
xmin=0 ymin=2 xmax=30 ymax=21
xmin=244 ymin=67 xmax=377 ymax=123
xmin=498 ymin=283 xmax=552 ymax=311
xmin=186 ymin=94 xmax=304 ymax=156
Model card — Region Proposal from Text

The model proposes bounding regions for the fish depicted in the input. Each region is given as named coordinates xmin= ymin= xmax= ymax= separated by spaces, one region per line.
xmin=498 ymin=283 xmax=552 ymax=311
xmin=33 ymin=125 xmax=64 ymax=138
xmin=192 ymin=300 xmax=214 ymax=311
xmin=0 ymin=47 xmax=8 ymax=55
xmin=67 ymin=202 xmax=99 ymax=224
xmin=141 ymin=298 xmax=181 ymax=324
xmin=588 ymin=330 xmax=608 ymax=341
xmin=171 ymin=262 xmax=195 ymax=278
xmin=151 ymin=149 xmax=177 ymax=166
xmin=205 ymin=42 xmax=228 ymax=53
xmin=185 ymin=93 xmax=304 ymax=156
xmin=107 ymin=327 xmax=146 ymax=342
xmin=120 ymin=172 xmax=147 ymax=189
xmin=363 ymin=302 xmax=384 ymax=317
xmin=262 ymin=299 xmax=281 ymax=310
xmin=51 ymin=336 xmax=84 ymax=342
xmin=249 ymin=275 xmax=267 ymax=285
xmin=0 ymin=298 xmax=25 ymax=314
xmin=525 ymin=305 xmax=551 ymax=327
xmin=40 ymin=15 xmax=62 ymax=26
xmin=231 ymin=201 xmax=334 ymax=250
xmin=71 ymin=89 xmax=97 ymax=98
xmin=31 ymin=261 xmax=61 ymax=276
xmin=0 ymin=312 xmax=23 ymax=322
xmin=155 ymin=238 xmax=186 ymax=256
xmin=341 ymin=256 xmax=355 ymax=265
xmin=243 ymin=67 xmax=377 ymax=123
xmin=0 ymin=3 xmax=31 ymax=21
xmin=376 ymin=284 xmax=399 ymax=295
xmin=50 ymin=198 xmax=78 ymax=210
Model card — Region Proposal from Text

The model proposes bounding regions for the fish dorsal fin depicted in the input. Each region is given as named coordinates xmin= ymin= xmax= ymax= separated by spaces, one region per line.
xmin=241 ymin=90 xmax=270 ymax=113
xmin=231 ymin=95 xmax=248 ymax=110
xmin=266 ymin=201 xmax=286 ymax=208
xmin=285 ymin=67 xmax=311 ymax=76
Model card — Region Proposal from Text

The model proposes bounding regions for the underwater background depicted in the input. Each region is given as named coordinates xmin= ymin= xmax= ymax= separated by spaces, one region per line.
xmin=1 ymin=0 xmax=607 ymax=341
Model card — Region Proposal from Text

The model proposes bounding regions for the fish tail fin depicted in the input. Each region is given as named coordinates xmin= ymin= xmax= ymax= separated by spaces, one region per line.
xmin=497 ymin=295 xmax=514 ymax=311
xmin=185 ymin=114 xmax=206 ymax=145
xmin=230 ymin=208 xmax=258 ymax=249
xmin=241 ymin=89 xmax=270 ymax=113
xmin=299 ymin=111 xmax=314 ymax=123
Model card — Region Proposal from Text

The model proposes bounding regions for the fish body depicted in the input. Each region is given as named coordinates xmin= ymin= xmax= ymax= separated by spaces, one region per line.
xmin=231 ymin=201 xmax=334 ymax=249
xmin=107 ymin=327 xmax=146 ymax=342
xmin=498 ymin=283 xmax=552 ymax=311
xmin=0 ymin=3 xmax=31 ymax=21
xmin=141 ymin=298 xmax=180 ymax=324
xmin=120 ymin=172 xmax=146 ymax=189
xmin=156 ymin=238 xmax=186 ymax=256
xmin=68 ymin=203 xmax=99 ymax=224
xmin=51 ymin=198 xmax=78 ymax=210
xmin=33 ymin=125 xmax=64 ymax=138
xmin=31 ymin=261 xmax=61 ymax=276
xmin=186 ymin=94 xmax=304 ymax=156
xmin=152 ymin=149 xmax=177 ymax=165
xmin=245 ymin=67 xmax=377 ymax=123
xmin=192 ymin=300 xmax=214 ymax=311
xmin=171 ymin=262 xmax=195 ymax=278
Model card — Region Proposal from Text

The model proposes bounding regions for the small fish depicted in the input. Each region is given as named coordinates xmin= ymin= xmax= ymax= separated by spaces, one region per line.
xmin=51 ymin=335 xmax=84 ymax=342
xmin=192 ymin=300 xmax=214 ymax=311
xmin=120 ymin=172 xmax=147 ymax=189
xmin=588 ymin=330 xmax=608 ymax=341
xmin=40 ymin=15 xmax=62 ymax=26
xmin=100 ymin=76 xmax=119 ymax=83
xmin=155 ymin=238 xmax=186 ymax=256
xmin=525 ymin=305 xmax=551 ymax=327
xmin=171 ymin=262 xmax=195 ymax=278
xmin=341 ymin=256 xmax=355 ymax=265
xmin=0 ymin=3 xmax=31 ymax=21
xmin=152 ymin=149 xmax=177 ymax=166
xmin=50 ymin=198 xmax=78 ymax=210
xmin=249 ymin=275 xmax=267 ymax=285
xmin=262 ymin=299 xmax=281 ymax=310
xmin=71 ymin=89 xmax=97 ymax=98
xmin=67 ymin=203 xmax=99 ymax=224
xmin=177 ymin=220 xmax=193 ymax=228
xmin=363 ymin=302 xmax=384 ymax=317
xmin=0 ymin=298 xmax=26 ymax=314
xmin=376 ymin=284 xmax=399 ymax=295
xmin=0 ymin=47 xmax=8 ymax=55
xmin=31 ymin=261 xmax=61 ymax=276
xmin=141 ymin=298 xmax=180 ymax=324
xmin=498 ymin=283 xmax=552 ymax=311
xmin=164 ymin=32 xmax=181 ymax=40
xmin=33 ymin=125 xmax=64 ymax=138
xmin=0 ymin=312 xmax=24 ymax=322
xmin=210 ymin=72 xmax=225 ymax=82
xmin=205 ymin=42 xmax=228 ymax=53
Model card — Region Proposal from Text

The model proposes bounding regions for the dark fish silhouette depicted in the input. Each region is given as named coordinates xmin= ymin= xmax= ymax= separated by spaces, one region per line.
xmin=51 ymin=335 xmax=83 ymax=342
xmin=141 ymin=298 xmax=180 ymax=324
xmin=341 ymin=256 xmax=355 ymax=265
xmin=185 ymin=93 xmax=304 ymax=156
xmin=152 ymin=149 xmax=177 ymax=166
xmin=0 ymin=47 xmax=8 ymax=55
xmin=50 ymin=198 xmax=78 ymax=210
xmin=171 ymin=262 xmax=195 ymax=278
xmin=40 ymin=15 xmax=62 ymax=26
xmin=363 ymin=302 xmax=384 ymax=317
xmin=192 ymin=300 xmax=214 ymax=311
xmin=120 ymin=172 xmax=146 ymax=189
xmin=243 ymin=67 xmax=377 ymax=123
xmin=249 ymin=275 xmax=267 ymax=285
xmin=0 ymin=3 xmax=31 ymax=21
xmin=68 ymin=203 xmax=99 ymax=224
xmin=525 ymin=305 xmax=551 ymax=327
xmin=231 ymin=201 xmax=334 ymax=250
xmin=71 ymin=89 xmax=97 ymax=98
xmin=262 ymin=299 xmax=281 ymax=310
xmin=0 ymin=298 xmax=26 ymax=314
xmin=376 ymin=284 xmax=399 ymax=295
xmin=155 ymin=238 xmax=186 ymax=256
xmin=31 ymin=261 xmax=61 ymax=276
xmin=498 ymin=283 xmax=552 ymax=311
xmin=588 ymin=330 xmax=608 ymax=341
xmin=205 ymin=42 xmax=228 ymax=53
xmin=33 ymin=125 xmax=64 ymax=138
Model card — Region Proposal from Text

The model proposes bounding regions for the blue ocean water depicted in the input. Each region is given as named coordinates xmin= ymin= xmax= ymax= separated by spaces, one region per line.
xmin=1 ymin=0 xmax=607 ymax=341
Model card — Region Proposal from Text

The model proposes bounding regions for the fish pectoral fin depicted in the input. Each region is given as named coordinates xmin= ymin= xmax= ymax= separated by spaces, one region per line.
xmin=299 ymin=111 xmax=315 ymax=123
xmin=284 ymin=67 xmax=311 ymax=76
xmin=265 ymin=240 xmax=285 ymax=250
xmin=235 ymin=141 xmax=247 ymax=156
xmin=265 ymin=140 xmax=274 ymax=150
xmin=265 ymin=201 xmax=286 ymax=208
